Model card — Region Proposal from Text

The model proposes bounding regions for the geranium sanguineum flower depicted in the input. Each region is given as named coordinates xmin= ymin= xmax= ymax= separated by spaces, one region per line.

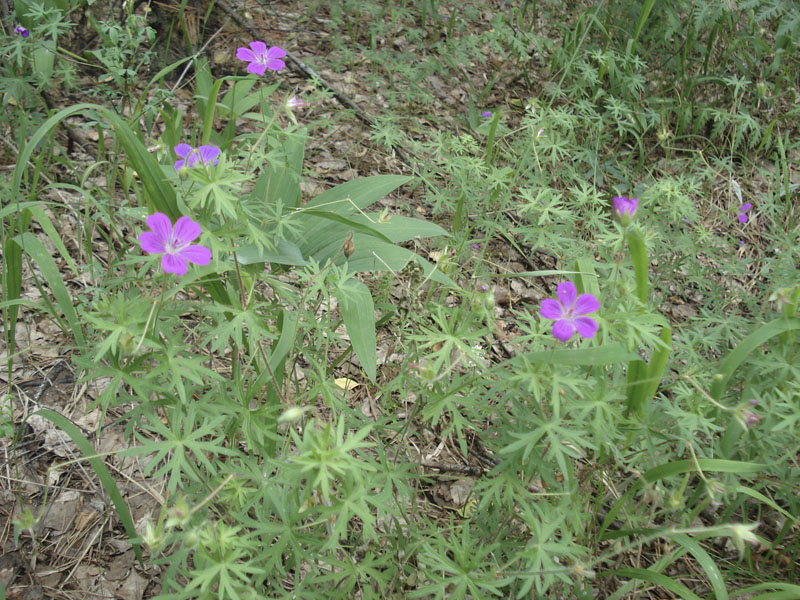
xmin=138 ymin=213 xmax=212 ymax=275
xmin=738 ymin=202 xmax=752 ymax=223
xmin=15 ymin=25 xmax=30 ymax=37
xmin=613 ymin=196 xmax=638 ymax=226
xmin=539 ymin=281 xmax=600 ymax=341
xmin=173 ymin=144 xmax=220 ymax=172
xmin=236 ymin=42 xmax=286 ymax=74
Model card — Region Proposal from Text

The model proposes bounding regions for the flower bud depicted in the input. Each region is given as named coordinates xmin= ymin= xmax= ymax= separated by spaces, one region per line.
xmin=739 ymin=410 xmax=761 ymax=428
xmin=612 ymin=196 xmax=639 ymax=226
xmin=142 ymin=520 xmax=165 ymax=551
xmin=166 ymin=495 xmax=191 ymax=529
xmin=278 ymin=406 xmax=306 ymax=424
xmin=729 ymin=522 xmax=759 ymax=557
xmin=343 ymin=236 xmax=355 ymax=258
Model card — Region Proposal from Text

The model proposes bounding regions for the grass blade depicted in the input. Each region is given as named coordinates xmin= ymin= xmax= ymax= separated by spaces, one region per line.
xmin=24 ymin=409 xmax=143 ymax=565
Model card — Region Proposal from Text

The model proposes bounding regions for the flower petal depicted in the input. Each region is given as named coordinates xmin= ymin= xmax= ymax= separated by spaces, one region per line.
xmin=145 ymin=213 xmax=173 ymax=243
xmin=179 ymin=245 xmax=212 ymax=266
xmin=552 ymin=319 xmax=575 ymax=341
xmin=174 ymin=159 xmax=185 ymax=171
xmin=574 ymin=316 xmax=598 ymax=339
xmin=236 ymin=47 xmax=256 ymax=62
xmin=740 ymin=203 xmax=752 ymax=212
xmin=266 ymin=58 xmax=286 ymax=71
xmin=138 ymin=231 xmax=166 ymax=254
xmin=266 ymin=46 xmax=287 ymax=59
xmin=162 ymin=253 xmax=188 ymax=275
xmin=172 ymin=216 xmax=202 ymax=244
xmin=539 ymin=298 xmax=563 ymax=319
xmin=555 ymin=281 xmax=577 ymax=309
xmin=738 ymin=213 xmax=748 ymax=223
xmin=248 ymin=62 xmax=267 ymax=75
xmin=249 ymin=41 xmax=267 ymax=55
xmin=174 ymin=143 xmax=193 ymax=158
xmin=574 ymin=293 xmax=600 ymax=316
xmin=198 ymin=145 xmax=220 ymax=165
xmin=185 ymin=149 xmax=203 ymax=168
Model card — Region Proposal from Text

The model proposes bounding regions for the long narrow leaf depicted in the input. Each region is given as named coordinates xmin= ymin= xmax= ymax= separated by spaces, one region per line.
xmin=335 ymin=279 xmax=377 ymax=382
xmin=709 ymin=318 xmax=800 ymax=400
xmin=12 ymin=233 xmax=85 ymax=348
xmin=602 ymin=567 xmax=702 ymax=600
xmin=26 ymin=409 xmax=142 ymax=565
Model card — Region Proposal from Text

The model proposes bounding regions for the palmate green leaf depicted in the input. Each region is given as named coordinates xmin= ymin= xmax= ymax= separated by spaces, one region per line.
xmin=335 ymin=279 xmax=377 ymax=382
xmin=25 ymin=409 xmax=142 ymax=565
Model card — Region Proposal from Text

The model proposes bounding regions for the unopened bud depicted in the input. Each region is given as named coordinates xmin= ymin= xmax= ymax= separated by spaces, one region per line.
xmin=612 ymin=196 xmax=638 ymax=227
xmin=343 ymin=236 xmax=355 ymax=258
xmin=278 ymin=406 xmax=306 ymax=424
xmin=166 ymin=496 xmax=191 ymax=529
xmin=739 ymin=410 xmax=761 ymax=428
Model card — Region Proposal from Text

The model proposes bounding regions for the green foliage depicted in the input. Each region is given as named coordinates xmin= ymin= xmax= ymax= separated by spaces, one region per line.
xmin=2 ymin=0 xmax=798 ymax=598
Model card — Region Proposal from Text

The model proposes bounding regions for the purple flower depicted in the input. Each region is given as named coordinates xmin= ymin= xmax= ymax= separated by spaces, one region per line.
xmin=613 ymin=196 xmax=639 ymax=226
xmin=286 ymin=95 xmax=306 ymax=109
xmin=138 ymin=213 xmax=212 ymax=275
xmin=481 ymin=111 xmax=492 ymax=118
xmin=539 ymin=281 xmax=600 ymax=341
xmin=740 ymin=409 xmax=761 ymax=429
xmin=15 ymin=25 xmax=30 ymax=37
xmin=737 ymin=202 xmax=752 ymax=223
xmin=236 ymin=42 xmax=286 ymax=74
xmin=173 ymin=144 xmax=220 ymax=172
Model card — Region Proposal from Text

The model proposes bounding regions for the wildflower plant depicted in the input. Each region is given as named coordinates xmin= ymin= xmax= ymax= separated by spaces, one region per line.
xmin=3 ymin=2 xmax=799 ymax=599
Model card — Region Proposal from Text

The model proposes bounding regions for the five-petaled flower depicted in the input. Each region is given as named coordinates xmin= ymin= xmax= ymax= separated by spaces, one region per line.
xmin=173 ymin=144 xmax=220 ymax=172
xmin=613 ymin=196 xmax=639 ymax=226
xmin=138 ymin=213 xmax=212 ymax=275
xmin=738 ymin=202 xmax=752 ymax=223
xmin=15 ymin=25 xmax=30 ymax=37
xmin=236 ymin=42 xmax=286 ymax=74
xmin=539 ymin=281 xmax=600 ymax=341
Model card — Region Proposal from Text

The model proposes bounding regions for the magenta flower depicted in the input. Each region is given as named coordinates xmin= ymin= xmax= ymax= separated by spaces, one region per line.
xmin=15 ymin=25 xmax=30 ymax=37
xmin=737 ymin=202 xmax=752 ymax=223
xmin=613 ymin=196 xmax=639 ymax=226
xmin=539 ymin=281 xmax=600 ymax=341
xmin=138 ymin=213 xmax=212 ymax=275
xmin=173 ymin=144 xmax=220 ymax=172
xmin=236 ymin=42 xmax=286 ymax=74
xmin=481 ymin=111 xmax=492 ymax=118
